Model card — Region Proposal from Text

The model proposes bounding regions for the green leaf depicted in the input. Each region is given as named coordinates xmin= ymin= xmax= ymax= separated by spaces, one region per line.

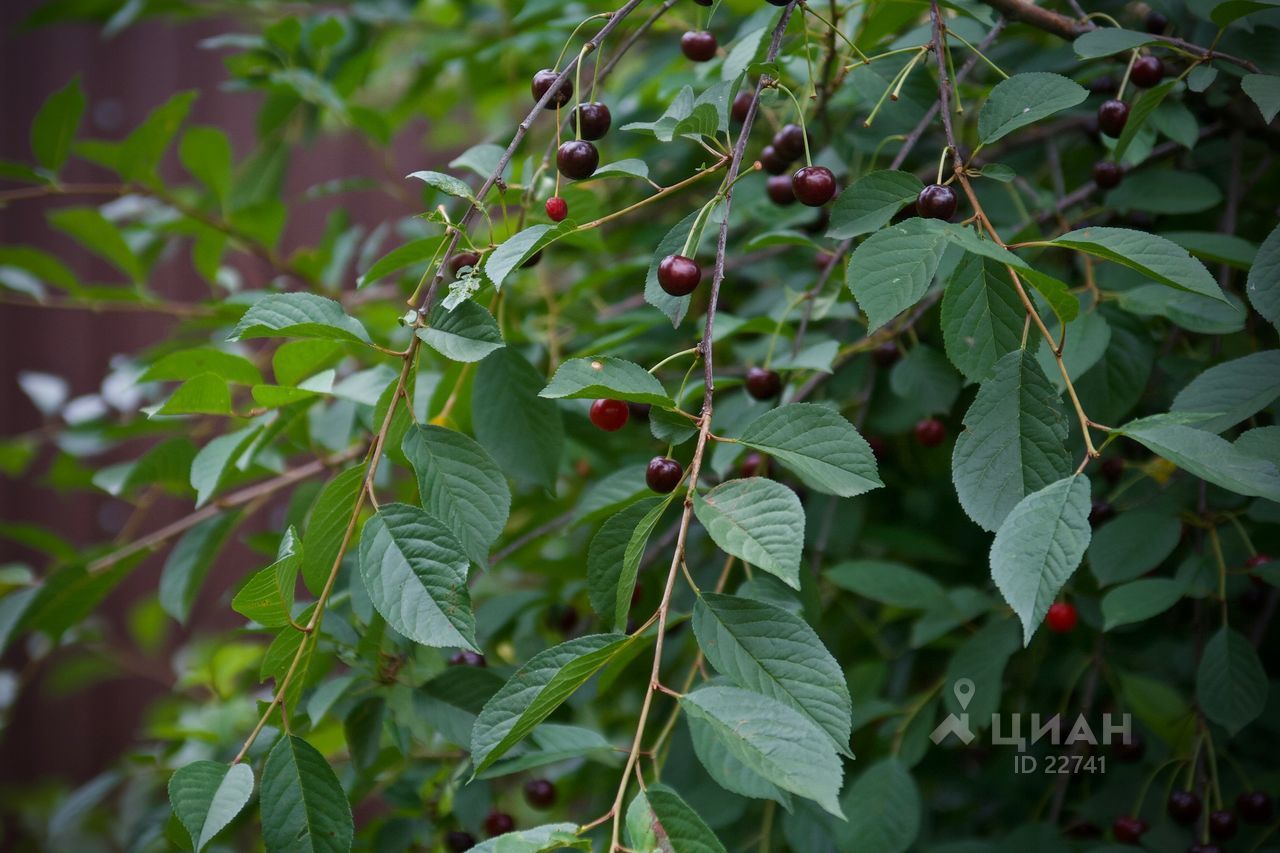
xmin=643 ymin=784 xmax=727 ymax=853
xmin=1035 ymin=309 xmax=1111 ymax=390
xmin=587 ymin=497 xmax=668 ymax=630
xmin=141 ymin=347 xmax=262 ymax=385
xmin=952 ymin=351 xmax=1071 ymax=533
xmin=300 ymin=465 xmax=366 ymax=595
xmin=736 ymin=403 xmax=882 ymax=497
xmin=838 ymin=759 xmax=920 ymax=853
xmin=1196 ymin=627 xmax=1268 ymax=734
xmin=159 ymin=512 xmax=238 ymax=624
xmin=539 ymin=356 xmax=673 ymax=407
xmin=1113 ymin=80 xmax=1175 ymax=160
xmin=978 ymin=73 xmax=1087 ymax=143
xmin=826 ymin=170 xmax=923 ymax=240
xmin=944 ymin=618 xmax=1020 ymax=722
xmin=419 ymin=301 xmax=504 ymax=363
xmin=1171 ymin=350 xmax=1280 ymax=433
xmin=1088 ymin=510 xmax=1182 ymax=586
xmin=1117 ymin=414 xmax=1280 ymax=501
xmin=941 ymin=254 xmax=1025 ymax=383
xmin=402 ymin=425 xmax=511 ymax=565
xmin=232 ymin=530 xmax=300 ymax=628
xmin=357 ymin=237 xmax=442 ymax=289
xmin=1022 ymin=267 xmax=1079 ymax=326
xmin=482 ymin=224 xmax=567 ymax=290
xmin=228 ymin=293 xmax=371 ymax=345
xmin=591 ymin=158 xmax=651 ymax=181
xmin=78 ymin=91 xmax=196 ymax=187
xmin=680 ymin=684 xmax=845 ymax=818
xmin=179 ymin=126 xmax=232 ymax=205
xmin=260 ymin=736 xmax=353 ymax=853
xmin=693 ymin=592 xmax=853 ymax=756
xmin=825 ymin=559 xmax=948 ymax=609
xmin=357 ymin=503 xmax=477 ymax=650
xmin=989 ymin=475 xmax=1092 ymax=644
xmin=407 ymin=170 xmax=477 ymax=203
xmin=47 ymin=207 xmax=142 ymax=281
xmin=1072 ymin=28 xmax=1156 ymax=58
xmin=468 ymin=823 xmax=584 ymax=853
xmin=1101 ymin=578 xmax=1184 ymax=630
xmin=470 ymin=633 xmax=632 ymax=775
xmin=1248 ymin=223 xmax=1280 ymax=330
xmin=1047 ymin=227 xmax=1223 ymax=302
xmin=694 ymin=478 xmax=804 ymax=589
xmin=168 ymin=762 xmax=254 ymax=852
xmin=889 ymin=344 xmax=961 ymax=414
xmin=1105 ymin=169 xmax=1223 ymax=214
xmin=1210 ymin=0 xmax=1280 ymax=26
xmin=31 ymin=76 xmax=85 ymax=172
xmin=473 ymin=349 xmax=564 ymax=490
xmin=846 ymin=220 xmax=949 ymax=332
xmin=1242 ymin=74 xmax=1280 ymax=124
xmin=154 ymin=373 xmax=232 ymax=416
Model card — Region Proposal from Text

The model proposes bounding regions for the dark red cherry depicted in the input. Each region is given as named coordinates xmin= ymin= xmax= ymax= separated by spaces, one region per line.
xmin=445 ymin=830 xmax=477 ymax=852
xmin=1131 ymin=55 xmax=1165 ymax=88
xmin=914 ymin=418 xmax=946 ymax=447
xmin=1093 ymin=161 xmax=1123 ymax=189
xmin=1245 ymin=553 xmax=1272 ymax=569
xmin=1208 ymin=810 xmax=1237 ymax=840
xmin=448 ymin=650 xmax=485 ymax=667
xmin=766 ymin=174 xmax=796 ymax=205
xmin=1168 ymin=790 xmax=1202 ymax=825
xmin=556 ymin=140 xmax=599 ymax=180
xmin=731 ymin=91 xmax=753 ymax=123
xmin=448 ymin=251 xmax=481 ymax=277
xmin=917 ymin=184 xmax=957 ymax=221
xmin=531 ymin=69 xmax=572 ymax=110
xmin=646 ymin=457 xmax=684 ymax=494
xmin=739 ymin=452 xmax=769 ymax=478
xmin=1087 ymin=74 xmax=1118 ymax=94
xmin=745 ymin=367 xmax=782 ymax=400
xmin=1237 ymin=791 xmax=1273 ymax=824
xmin=545 ymin=196 xmax=568 ymax=222
xmin=792 ymin=165 xmax=837 ymax=207
xmin=1090 ymin=498 xmax=1115 ymax=525
xmin=524 ymin=778 xmax=557 ymax=810
xmin=772 ymin=124 xmax=806 ymax=161
xmin=1098 ymin=99 xmax=1130 ymax=137
xmin=1111 ymin=815 xmax=1148 ymax=845
xmin=681 ymin=30 xmax=717 ymax=62
xmin=589 ymin=399 xmax=629 ymax=431
xmin=1146 ymin=10 xmax=1169 ymax=32
xmin=1100 ymin=456 xmax=1124 ymax=484
xmin=871 ymin=342 xmax=900 ymax=367
xmin=657 ymin=254 xmax=701 ymax=296
xmin=574 ymin=102 xmax=612 ymax=140
xmin=759 ymin=145 xmax=789 ymax=175
xmin=484 ymin=811 xmax=515 ymax=837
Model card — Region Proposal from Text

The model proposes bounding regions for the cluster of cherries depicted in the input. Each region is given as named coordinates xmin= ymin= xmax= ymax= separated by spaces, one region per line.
xmin=1091 ymin=51 xmax=1167 ymax=190
xmin=530 ymin=69 xmax=613 ymax=220
xmin=1111 ymin=786 xmax=1273 ymax=848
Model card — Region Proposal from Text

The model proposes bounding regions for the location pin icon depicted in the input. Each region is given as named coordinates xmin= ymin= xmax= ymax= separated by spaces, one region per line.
xmin=953 ymin=678 xmax=975 ymax=711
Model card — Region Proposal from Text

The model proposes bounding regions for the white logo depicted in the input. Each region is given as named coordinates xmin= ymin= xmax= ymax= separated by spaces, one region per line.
xmin=930 ymin=678 xmax=976 ymax=744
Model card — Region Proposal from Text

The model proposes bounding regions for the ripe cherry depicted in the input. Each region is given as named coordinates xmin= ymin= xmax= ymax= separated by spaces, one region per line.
xmin=759 ymin=145 xmax=789 ymax=175
xmin=556 ymin=140 xmax=599 ymax=180
xmin=1111 ymin=816 xmax=1148 ymax=845
xmin=545 ymin=196 xmax=568 ymax=222
xmin=914 ymin=418 xmax=946 ymax=448
xmin=522 ymin=250 xmax=543 ymax=269
xmin=731 ymin=91 xmax=753 ymax=123
xmin=1237 ymin=791 xmax=1273 ymax=824
xmin=917 ymin=184 xmax=957 ymax=221
xmin=1045 ymin=601 xmax=1078 ymax=633
xmin=871 ymin=342 xmax=901 ymax=368
xmin=646 ymin=457 xmax=684 ymax=494
xmin=739 ymin=452 xmax=769 ymax=478
xmin=1087 ymin=74 xmax=1118 ymax=94
xmin=531 ymin=69 xmax=573 ymax=110
xmin=1098 ymin=99 xmax=1130 ymax=137
xmin=681 ymin=30 xmax=717 ymax=62
xmin=448 ymin=250 xmax=481 ymax=277
xmin=1093 ymin=161 xmax=1123 ymax=189
xmin=745 ymin=367 xmax=782 ymax=400
xmin=1168 ymin=790 xmax=1202 ymax=824
xmin=574 ymin=102 xmax=612 ymax=140
xmin=792 ymin=165 xmax=837 ymax=206
xmin=1245 ymin=553 xmax=1272 ymax=569
xmin=1100 ymin=456 xmax=1124 ymax=484
xmin=1146 ymin=10 xmax=1169 ymax=32
xmin=1131 ymin=55 xmax=1165 ymax=88
xmin=484 ymin=811 xmax=515 ymax=837
xmin=589 ymin=398 xmax=629 ymax=432
xmin=772 ymin=124 xmax=806 ymax=161
xmin=449 ymin=650 xmax=485 ymax=667
xmin=766 ymin=174 xmax=796 ymax=205
xmin=524 ymin=778 xmax=557 ymax=810
xmin=445 ymin=830 xmax=477 ymax=852
xmin=1208 ymin=810 xmax=1237 ymax=840
xmin=1090 ymin=498 xmax=1115 ymax=525
xmin=866 ymin=434 xmax=888 ymax=461
xmin=657 ymin=254 xmax=702 ymax=296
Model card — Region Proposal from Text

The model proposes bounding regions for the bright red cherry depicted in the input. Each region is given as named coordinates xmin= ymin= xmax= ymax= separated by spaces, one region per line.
xmin=574 ymin=102 xmax=612 ymax=140
xmin=1046 ymin=601 xmax=1078 ymax=633
xmin=1130 ymin=55 xmax=1165 ymax=88
xmin=1098 ymin=99 xmax=1130 ymax=137
xmin=524 ymin=778 xmax=557 ymax=810
xmin=657 ymin=254 xmax=702 ymax=296
xmin=531 ymin=69 xmax=572 ymax=109
xmin=745 ymin=367 xmax=781 ymax=400
xmin=917 ymin=184 xmax=957 ymax=220
xmin=545 ymin=196 xmax=568 ymax=222
xmin=589 ymin=398 xmax=629 ymax=431
xmin=913 ymin=418 xmax=946 ymax=447
xmin=681 ymin=30 xmax=717 ymax=62
xmin=646 ymin=457 xmax=684 ymax=494
xmin=792 ymin=165 xmax=837 ymax=207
